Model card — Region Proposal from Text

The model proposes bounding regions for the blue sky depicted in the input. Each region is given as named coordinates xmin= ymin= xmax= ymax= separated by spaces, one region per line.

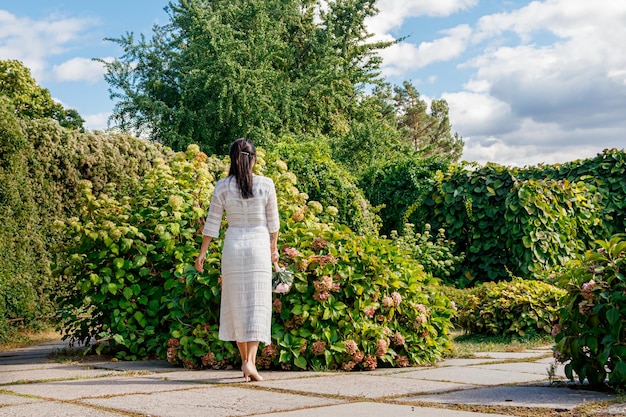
xmin=1 ymin=0 xmax=625 ymax=166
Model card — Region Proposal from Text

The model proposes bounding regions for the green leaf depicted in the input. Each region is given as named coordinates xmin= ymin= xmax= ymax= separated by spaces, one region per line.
xmin=123 ymin=287 xmax=133 ymax=300
xmin=134 ymin=255 xmax=147 ymax=267
xmin=606 ymin=308 xmax=620 ymax=325
xmin=114 ymin=258 xmax=125 ymax=270
xmin=108 ymin=282 xmax=118 ymax=295
xmin=294 ymin=355 xmax=307 ymax=369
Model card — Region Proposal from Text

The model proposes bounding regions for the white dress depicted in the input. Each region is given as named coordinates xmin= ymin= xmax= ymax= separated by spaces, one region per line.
xmin=202 ymin=175 xmax=280 ymax=345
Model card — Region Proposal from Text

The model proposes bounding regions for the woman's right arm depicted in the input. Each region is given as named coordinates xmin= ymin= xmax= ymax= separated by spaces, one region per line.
xmin=195 ymin=235 xmax=213 ymax=273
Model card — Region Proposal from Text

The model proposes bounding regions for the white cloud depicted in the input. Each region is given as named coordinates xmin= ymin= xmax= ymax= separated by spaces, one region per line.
xmin=443 ymin=91 xmax=514 ymax=137
xmin=364 ymin=0 xmax=626 ymax=165
xmin=83 ymin=112 xmax=111 ymax=131
xmin=53 ymin=57 xmax=108 ymax=83
xmin=369 ymin=0 xmax=478 ymax=34
xmin=0 ymin=9 xmax=95 ymax=81
xmin=380 ymin=24 xmax=472 ymax=77
xmin=444 ymin=0 xmax=626 ymax=165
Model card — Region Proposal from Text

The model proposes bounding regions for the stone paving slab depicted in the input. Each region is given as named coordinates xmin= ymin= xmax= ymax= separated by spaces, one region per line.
xmin=0 ymin=393 xmax=42 ymax=406
xmin=435 ymin=358 xmax=502 ymax=367
xmin=473 ymin=351 xmax=549 ymax=360
xmin=251 ymin=402 xmax=514 ymax=417
xmin=88 ymin=359 xmax=180 ymax=373
xmin=0 ymin=363 xmax=76 ymax=373
xmin=607 ymin=404 xmax=626 ymax=415
xmin=0 ymin=401 xmax=124 ymax=417
xmin=0 ymin=341 xmax=74 ymax=366
xmin=0 ymin=364 xmax=118 ymax=385
xmin=260 ymin=373 xmax=476 ymax=398
xmin=82 ymin=384 xmax=345 ymax=417
xmin=403 ymin=384 xmax=617 ymax=410
xmin=3 ymin=375 xmax=201 ymax=400
xmin=472 ymin=361 xmax=561 ymax=376
xmin=138 ymin=368 xmax=326 ymax=384
xmin=388 ymin=366 xmax=548 ymax=386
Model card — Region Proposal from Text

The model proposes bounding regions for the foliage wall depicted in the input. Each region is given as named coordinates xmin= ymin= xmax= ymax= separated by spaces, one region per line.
xmin=271 ymin=136 xmax=381 ymax=235
xmin=414 ymin=150 xmax=625 ymax=285
xmin=58 ymin=145 xmax=455 ymax=370
xmin=0 ymin=100 xmax=169 ymax=339
xmin=359 ymin=156 xmax=450 ymax=236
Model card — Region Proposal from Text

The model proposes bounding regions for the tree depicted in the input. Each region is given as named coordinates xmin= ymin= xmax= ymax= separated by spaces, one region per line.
xmin=0 ymin=59 xmax=85 ymax=131
xmin=393 ymin=81 xmax=463 ymax=162
xmin=102 ymin=0 xmax=392 ymax=155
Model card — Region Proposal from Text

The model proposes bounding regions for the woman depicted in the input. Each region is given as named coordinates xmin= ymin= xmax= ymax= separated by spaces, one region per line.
xmin=194 ymin=138 xmax=280 ymax=382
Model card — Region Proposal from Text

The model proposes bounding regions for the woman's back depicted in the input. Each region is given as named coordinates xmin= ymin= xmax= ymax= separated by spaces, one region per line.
xmin=203 ymin=175 xmax=279 ymax=236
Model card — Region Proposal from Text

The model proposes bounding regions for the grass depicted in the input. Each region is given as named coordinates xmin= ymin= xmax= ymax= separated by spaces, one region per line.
xmin=448 ymin=330 xmax=554 ymax=358
xmin=0 ymin=327 xmax=61 ymax=352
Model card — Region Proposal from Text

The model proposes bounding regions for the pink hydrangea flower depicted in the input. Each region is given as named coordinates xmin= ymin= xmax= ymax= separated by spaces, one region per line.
xmin=314 ymin=290 xmax=331 ymax=302
xmin=272 ymin=298 xmax=282 ymax=313
xmin=166 ymin=347 xmax=179 ymax=363
xmin=413 ymin=314 xmax=428 ymax=329
xmin=391 ymin=332 xmax=405 ymax=346
xmin=382 ymin=296 xmax=393 ymax=308
xmin=353 ymin=351 xmax=364 ymax=363
xmin=282 ymin=247 xmax=301 ymax=259
xmin=363 ymin=354 xmax=377 ymax=370
xmin=201 ymin=351 xmax=216 ymax=367
xmin=396 ymin=355 xmax=410 ymax=367
xmin=391 ymin=291 xmax=402 ymax=306
xmin=375 ymin=339 xmax=388 ymax=356
xmin=364 ymin=306 xmax=376 ymax=318
xmin=344 ymin=340 xmax=358 ymax=356
xmin=311 ymin=340 xmax=327 ymax=356
xmin=311 ymin=237 xmax=328 ymax=251
xmin=581 ymin=280 xmax=596 ymax=299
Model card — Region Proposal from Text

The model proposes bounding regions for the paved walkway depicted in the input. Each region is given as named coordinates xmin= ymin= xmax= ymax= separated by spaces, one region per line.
xmin=0 ymin=341 xmax=623 ymax=416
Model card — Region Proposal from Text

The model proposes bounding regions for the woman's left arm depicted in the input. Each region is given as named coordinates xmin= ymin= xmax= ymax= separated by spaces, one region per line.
xmin=266 ymin=179 xmax=280 ymax=263
xmin=270 ymin=231 xmax=279 ymax=262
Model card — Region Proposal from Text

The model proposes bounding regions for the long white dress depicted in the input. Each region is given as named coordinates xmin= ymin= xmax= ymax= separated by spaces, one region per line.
xmin=202 ymin=175 xmax=280 ymax=345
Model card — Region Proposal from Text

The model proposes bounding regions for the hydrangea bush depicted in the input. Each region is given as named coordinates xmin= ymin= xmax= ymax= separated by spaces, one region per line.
xmin=59 ymin=145 xmax=455 ymax=370
xmin=553 ymin=234 xmax=626 ymax=387
xmin=455 ymin=278 xmax=566 ymax=337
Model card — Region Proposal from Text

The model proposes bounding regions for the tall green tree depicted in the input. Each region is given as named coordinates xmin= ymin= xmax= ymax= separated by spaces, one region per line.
xmin=102 ymin=0 xmax=392 ymax=154
xmin=0 ymin=59 xmax=85 ymax=131
xmin=393 ymin=81 xmax=463 ymax=162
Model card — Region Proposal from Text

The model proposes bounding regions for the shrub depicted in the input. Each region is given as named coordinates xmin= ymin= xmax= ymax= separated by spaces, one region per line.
xmin=271 ymin=135 xmax=381 ymax=236
xmin=390 ymin=223 xmax=464 ymax=283
xmin=360 ymin=156 xmax=449 ymax=236
xmin=58 ymin=146 xmax=215 ymax=358
xmin=456 ymin=278 xmax=566 ymax=337
xmin=0 ymin=102 xmax=170 ymax=340
xmin=419 ymin=163 xmax=604 ymax=285
xmin=58 ymin=145 xmax=455 ymax=369
xmin=553 ymin=234 xmax=626 ymax=387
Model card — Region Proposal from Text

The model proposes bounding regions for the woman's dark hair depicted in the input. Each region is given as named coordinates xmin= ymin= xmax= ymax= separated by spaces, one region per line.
xmin=228 ymin=138 xmax=256 ymax=199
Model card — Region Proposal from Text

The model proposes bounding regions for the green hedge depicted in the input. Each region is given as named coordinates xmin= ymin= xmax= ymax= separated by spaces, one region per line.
xmin=455 ymin=278 xmax=566 ymax=337
xmin=360 ymin=156 xmax=449 ymax=236
xmin=416 ymin=150 xmax=624 ymax=285
xmin=0 ymin=103 xmax=170 ymax=340
xmin=272 ymin=135 xmax=381 ymax=235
